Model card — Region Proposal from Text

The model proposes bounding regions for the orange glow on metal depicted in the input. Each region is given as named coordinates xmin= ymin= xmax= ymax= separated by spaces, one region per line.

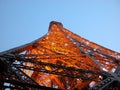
xmin=20 ymin=21 xmax=120 ymax=90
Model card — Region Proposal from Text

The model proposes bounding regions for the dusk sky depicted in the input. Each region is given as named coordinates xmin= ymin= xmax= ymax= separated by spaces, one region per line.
xmin=0 ymin=0 xmax=120 ymax=52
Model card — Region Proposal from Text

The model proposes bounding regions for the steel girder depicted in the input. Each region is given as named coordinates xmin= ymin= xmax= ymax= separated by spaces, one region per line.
xmin=0 ymin=21 xmax=120 ymax=90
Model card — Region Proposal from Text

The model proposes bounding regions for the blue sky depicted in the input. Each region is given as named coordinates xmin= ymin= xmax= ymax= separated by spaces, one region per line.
xmin=0 ymin=0 xmax=120 ymax=52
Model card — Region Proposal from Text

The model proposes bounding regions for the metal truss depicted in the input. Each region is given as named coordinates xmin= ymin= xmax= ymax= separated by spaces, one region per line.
xmin=0 ymin=21 xmax=120 ymax=90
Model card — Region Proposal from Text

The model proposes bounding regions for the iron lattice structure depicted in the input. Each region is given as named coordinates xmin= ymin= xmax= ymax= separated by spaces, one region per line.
xmin=0 ymin=21 xmax=120 ymax=90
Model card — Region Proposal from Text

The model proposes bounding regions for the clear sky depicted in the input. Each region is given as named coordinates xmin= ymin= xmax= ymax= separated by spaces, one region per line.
xmin=0 ymin=0 xmax=120 ymax=52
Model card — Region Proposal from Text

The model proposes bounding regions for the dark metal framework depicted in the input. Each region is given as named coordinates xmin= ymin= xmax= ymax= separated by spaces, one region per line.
xmin=0 ymin=21 xmax=120 ymax=90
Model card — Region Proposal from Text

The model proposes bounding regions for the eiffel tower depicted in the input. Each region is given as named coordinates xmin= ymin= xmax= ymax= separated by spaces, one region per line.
xmin=0 ymin=21 xmax=120 ymax=90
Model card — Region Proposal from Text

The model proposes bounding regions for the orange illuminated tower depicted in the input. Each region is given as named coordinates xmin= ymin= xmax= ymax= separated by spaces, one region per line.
xmin=0 ymin=21 xmax=120 ymax=90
